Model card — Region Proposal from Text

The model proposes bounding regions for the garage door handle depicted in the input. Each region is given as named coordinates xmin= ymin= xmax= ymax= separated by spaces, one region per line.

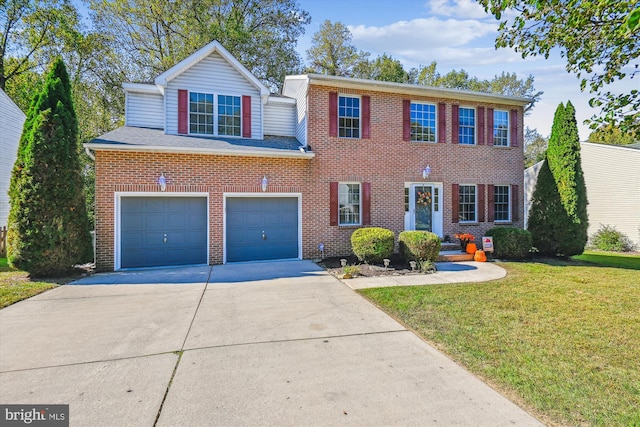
xmin=163 ymin=234 xmax=167 ymax=244
xmin=262 ymin=231 xmax=266 ymax=240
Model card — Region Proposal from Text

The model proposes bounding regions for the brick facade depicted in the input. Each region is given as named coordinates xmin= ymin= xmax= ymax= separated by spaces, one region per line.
xmin=94 ymin=82 xmax=524 ymax=271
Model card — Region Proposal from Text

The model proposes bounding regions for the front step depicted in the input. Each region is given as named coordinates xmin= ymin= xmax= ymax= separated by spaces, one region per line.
xmin=437 ymin=250 xmax=475 ymax=262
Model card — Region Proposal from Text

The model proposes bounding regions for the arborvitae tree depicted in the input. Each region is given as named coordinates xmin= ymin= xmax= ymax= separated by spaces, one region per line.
xmin=527 ymin=102 xmax=588 ymax=257
xmin=7 ymin=58 xmax=93 ymax=277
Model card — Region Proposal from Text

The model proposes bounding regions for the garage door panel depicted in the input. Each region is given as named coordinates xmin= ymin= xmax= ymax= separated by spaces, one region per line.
xmin=226 ymin=197 xmax=299 ymax=263
xmin=121 ymin=197 xmax=207 ymax=268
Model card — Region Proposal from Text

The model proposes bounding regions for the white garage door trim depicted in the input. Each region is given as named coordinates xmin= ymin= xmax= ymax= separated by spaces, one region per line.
xmin=114 ymin=192 xmax=210 ymax=270
xmin=223 ymin=192 xmax=302 ymax=264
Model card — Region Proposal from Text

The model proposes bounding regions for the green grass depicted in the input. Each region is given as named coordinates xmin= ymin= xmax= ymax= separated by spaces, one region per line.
xmin=360 ymin=254 xmax=640 ymax=427
xmin=0 ymin=257 xmax=57 ymax=309
xmin=573 ymin=250 xmax=640 ymax=270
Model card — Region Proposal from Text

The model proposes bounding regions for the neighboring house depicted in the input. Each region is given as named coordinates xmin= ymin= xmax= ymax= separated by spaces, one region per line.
xmin=525 ymin=142 xmax=640 ymax=247
xmin=86 ymin=41 xmax=530 ymax=271
xmin=0 ymin=89 xmax=26 ymax=228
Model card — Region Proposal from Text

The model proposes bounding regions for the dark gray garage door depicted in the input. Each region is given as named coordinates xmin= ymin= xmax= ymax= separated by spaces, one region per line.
xmin=226 ymin=197 xmax=298 ymax=262
xmin=121 ymin=197 xmax=207 ymax=268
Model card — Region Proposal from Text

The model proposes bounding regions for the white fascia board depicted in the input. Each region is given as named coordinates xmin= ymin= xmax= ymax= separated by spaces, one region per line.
xmin=84 ymin=143 xmax=315 ymax=160
xmin=299 ymin=74 xmax=533 ymax=107
xmin=154 ymin=40 xmax=270 ymax=100
xmin=267 ymin=96 xmax=296 ymax=105
xmin=122 ymin=82 xmax=162 ymax=95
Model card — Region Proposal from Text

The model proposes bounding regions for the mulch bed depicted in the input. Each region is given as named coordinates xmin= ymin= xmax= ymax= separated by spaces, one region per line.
xmin=317 ymin=254 xmax=430 ymax=278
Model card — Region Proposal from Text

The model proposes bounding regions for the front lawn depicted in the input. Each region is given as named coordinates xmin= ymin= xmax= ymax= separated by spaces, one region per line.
xmin=360 ymin=255 xmax=640 ymax=427
xmin=0 ymin=258 xmax=57 ymax=309
xmin=573 ymin=250 xmax=640 ymax=270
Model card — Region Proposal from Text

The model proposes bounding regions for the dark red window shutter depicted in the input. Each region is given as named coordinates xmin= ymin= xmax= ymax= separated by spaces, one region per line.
xmin=478 ymin=184 xmax=485 ymax=222
xmin=438 ymin=102 xmax=446 ymax=143
xmin=330 ymin=182 xmax=338 ymax=226
xmin=512 ymin=184 xmax=520 ymax=221
xmin=488 ymin=184 xmax=495 ymax=222
xmin=362 ymin=95 xmax=371 ymax=139
xmin=510 ymin=109 xmax=519 ymax=147
xmin=402 ymin=100 xmax=411 ymax=141
xmin=242 ymin=95 xmax=251 ymax=138
xmin=477 ymin=106 xmax=485 ymax=145
xmin=362 ymin=182 xmax=371 ymax=225
xmin=329 ymin=92 xmax=338 ymax=137
xmin=487 ymin=107 xmax=494 ymax=146
xmin=178 ymin=89 xmax=188 ymax=134
xmin=452 ymin=183 xmax=459 ymax=223
xmin=451 ymin=104 xmax=459 ymax=144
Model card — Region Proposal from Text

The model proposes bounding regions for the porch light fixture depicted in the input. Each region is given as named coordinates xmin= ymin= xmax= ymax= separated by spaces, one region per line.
xmin=158 ymin=173 xmax=167 ymax=192
xmin=422 ymin=165 xmax=431 ymax=179
xmin=261 ymin=176 xmax=268 ymax=192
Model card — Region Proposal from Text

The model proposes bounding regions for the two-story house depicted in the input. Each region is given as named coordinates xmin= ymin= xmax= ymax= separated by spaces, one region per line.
xmin=86 ymin=41 xmax=530 ymax=271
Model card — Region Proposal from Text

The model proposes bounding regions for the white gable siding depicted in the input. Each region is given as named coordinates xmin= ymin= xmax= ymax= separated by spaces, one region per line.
xmin=523 ymin=160 xmax=543 ymax=228
xmin=165 ymin=52 xmax=262 ymax=138
xmin=581 ymin=142 xmax=640 ymax=246
xmin=264 ymin=100 xmax=295 ymax=136
xmin=125 ymin=92 xmax=164 ymax=129
xmin=282 ymin=77 xmax=308 ymax=146
xmin=0 ymin=90 xmax=26 ymax=227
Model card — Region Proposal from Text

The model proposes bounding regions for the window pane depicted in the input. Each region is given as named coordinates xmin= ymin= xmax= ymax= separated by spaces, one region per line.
xmin=338 ymin=95 xmax=360 ymax=139
xmin=493 ymin=110 xmax=509 ymax=146
xmin=459 ymin=107 xmax=475 ymax=145
xmin=494 ymin=185 xmax=510 ymax=221
xmin=189 ymin=92 xmax=214 ymax=135
xmin=458 ymin=185 xmax=476 ymax=222
xmin=338 ymin=183 xmax=361 ymax=225
xmin=218 ymin=94 xmax=241 ymax=136
xmin=410 ymin=103 xmax=436 ymax=142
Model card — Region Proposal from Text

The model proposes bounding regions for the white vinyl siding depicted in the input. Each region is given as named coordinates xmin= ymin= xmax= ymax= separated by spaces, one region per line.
xmin=125 ymin=92 xmax=164 ymax=129
xmin=282 ymin=77 xmax=308 ymax=146
xmin=165 ymin=52 xmax=262 ymax=138
xmin=0 ymin=89 xmax=26 ymax=227
xmin=264 ymin=100 xmax=296 ymax=136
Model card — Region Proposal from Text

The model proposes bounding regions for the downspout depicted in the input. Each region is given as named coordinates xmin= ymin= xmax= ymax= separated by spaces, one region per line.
xmin=84 ymin=146 xmax=95 ymax=161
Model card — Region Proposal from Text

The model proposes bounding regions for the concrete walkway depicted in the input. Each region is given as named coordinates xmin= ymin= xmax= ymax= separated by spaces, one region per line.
xmin=342 ymin=261 xmax=507 ymax=290
xmin=0 ymin=261 xmax=541 ymax=427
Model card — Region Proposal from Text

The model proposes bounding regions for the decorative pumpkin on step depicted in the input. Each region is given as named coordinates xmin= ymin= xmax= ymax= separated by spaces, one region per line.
xmin=474 ymin=250 xmax=487 ymax=262
xmin=465 ymin=243 xmax=477 ymax=254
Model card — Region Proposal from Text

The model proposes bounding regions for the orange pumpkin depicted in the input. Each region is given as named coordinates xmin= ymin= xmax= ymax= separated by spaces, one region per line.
xmin=474 ymin=250 xmax=487 ymax=262
xmin=465 ymin=243 xmax=477 ymax=254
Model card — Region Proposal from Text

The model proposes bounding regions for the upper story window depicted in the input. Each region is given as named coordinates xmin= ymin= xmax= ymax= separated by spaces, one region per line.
xmin=458 ymin=184 xmax=477 ymax=222
xmin=339 ymin=95 xmax=360 ymax=138
xmin=494 ymin=185 xmax=510 ymax=222
xmin=189 ymin=92 xmax=241 ymax=137
xmin=411 ymin=102 xmax=436 ymax=142
xmin=493 ymin=110 xmax=509 ymax=147
xmin=338 ymin=183 xmax=361 ymax=225
xmin=458 ymin=107 xmax=476 ymax=145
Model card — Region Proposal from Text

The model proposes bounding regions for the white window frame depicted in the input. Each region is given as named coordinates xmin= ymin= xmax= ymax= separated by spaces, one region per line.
xmin=458 ymin=106 xmax=476 ymax=145
xmin=338 ymin=182 xmax=361 ymax=226
xmin=494 ymin=185 xmax=511 ymax=222
xmin=410 ymin=101 xmax=437 ymax=143
xmin=459 ymin=184 xmax=477 ymax=223
xmin=493 ymin=109 xmax=510 ymax=147
xmin=338 ymin=94 xmax=361 ymax=139
xmin=188 ymin=91 xmax=242 ymax=138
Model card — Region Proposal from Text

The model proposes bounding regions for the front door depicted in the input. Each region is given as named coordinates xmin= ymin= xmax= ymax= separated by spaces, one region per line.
xmin=407 ymin=183 xmax=443 ymax=237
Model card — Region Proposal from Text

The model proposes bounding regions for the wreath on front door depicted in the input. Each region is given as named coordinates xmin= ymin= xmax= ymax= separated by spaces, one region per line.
xmin=416 ymin=191 xmax=432 ymax=207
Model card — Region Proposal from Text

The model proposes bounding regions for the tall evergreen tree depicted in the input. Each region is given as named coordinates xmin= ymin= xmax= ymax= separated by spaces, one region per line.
xmin=7 ymin=58 xmax=93 ymax=277
xmin=527 ymin=102 xmax=589 ymax=257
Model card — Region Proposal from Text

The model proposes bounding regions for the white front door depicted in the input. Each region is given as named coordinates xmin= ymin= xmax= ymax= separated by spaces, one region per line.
xmin=405 ymin=183 xmax=443 ymax=237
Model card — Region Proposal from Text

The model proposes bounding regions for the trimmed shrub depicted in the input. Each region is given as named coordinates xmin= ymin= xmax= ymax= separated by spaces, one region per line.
xmin=398 ymin=231 xmax=441 ymax=264
xmin=350 ymin=227 xmax=395 ymax=263
xmin=590 ymin=225 xmax=636 ymax=252
xmin=485 ymin=227 xmax=532 ymax=259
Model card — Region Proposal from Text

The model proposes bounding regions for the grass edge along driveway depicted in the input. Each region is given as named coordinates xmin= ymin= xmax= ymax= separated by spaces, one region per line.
xmin=360 ymin=252 xmax=640 ymax=427
xmin=0 ymin=257 xmax=57 ymax=309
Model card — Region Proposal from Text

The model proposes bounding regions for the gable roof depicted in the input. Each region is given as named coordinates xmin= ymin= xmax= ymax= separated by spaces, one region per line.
xmin=154 ymin=40 xmax=270 ymax=100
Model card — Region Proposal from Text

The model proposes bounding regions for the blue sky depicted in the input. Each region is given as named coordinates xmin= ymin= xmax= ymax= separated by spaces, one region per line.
xmin=296 ymin=0 xmax=639 ymax=140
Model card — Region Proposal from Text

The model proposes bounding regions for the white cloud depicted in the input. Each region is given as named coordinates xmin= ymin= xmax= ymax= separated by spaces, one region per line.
xmin=426 ymin=0 xmax=492 ymax=20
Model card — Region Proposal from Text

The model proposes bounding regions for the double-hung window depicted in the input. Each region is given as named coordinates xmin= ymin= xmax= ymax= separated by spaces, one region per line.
xmin=411 ymin=102 xmax=436 ymax=142
xmin=339 ymin=95 xmax=360 ymax=138
xmin=458 ymin=107 xmax=476 ymax=145
xmin=493 ymin=110 xmax=509 ymax=147
xmin=458 ymin=185 xmax=477 ymax=222
xmin=494 ymin=185 xmax=510 ymax=222
xmin=189 ymin=92 xmax=241 ymax=137
xmin=338 ymin=183 xmax=361 ymax=225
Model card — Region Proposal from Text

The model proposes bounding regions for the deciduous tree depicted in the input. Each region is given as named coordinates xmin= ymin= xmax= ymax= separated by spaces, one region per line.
xmin=306 ymin=20 xmax=368 ymax=76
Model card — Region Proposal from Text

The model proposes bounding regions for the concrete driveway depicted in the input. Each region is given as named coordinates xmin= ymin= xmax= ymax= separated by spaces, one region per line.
xmin=0 ymin=261 xmax=543 ymax=426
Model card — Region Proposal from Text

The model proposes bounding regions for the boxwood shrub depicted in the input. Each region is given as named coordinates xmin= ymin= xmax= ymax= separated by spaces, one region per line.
xmin=590 ymin=225 xmax=636 ymax=252
xmin=398 ymin=231 xmax=441 ymax=264
xmin=350 ymin=227 xmax=395 ymax=263
xmin=485 ymin=227 xmax=532 ymax=259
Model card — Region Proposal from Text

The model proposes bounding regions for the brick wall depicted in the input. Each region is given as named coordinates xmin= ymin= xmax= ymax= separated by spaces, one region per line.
xmin=94 ymin=84 xmax=525 ymax=270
